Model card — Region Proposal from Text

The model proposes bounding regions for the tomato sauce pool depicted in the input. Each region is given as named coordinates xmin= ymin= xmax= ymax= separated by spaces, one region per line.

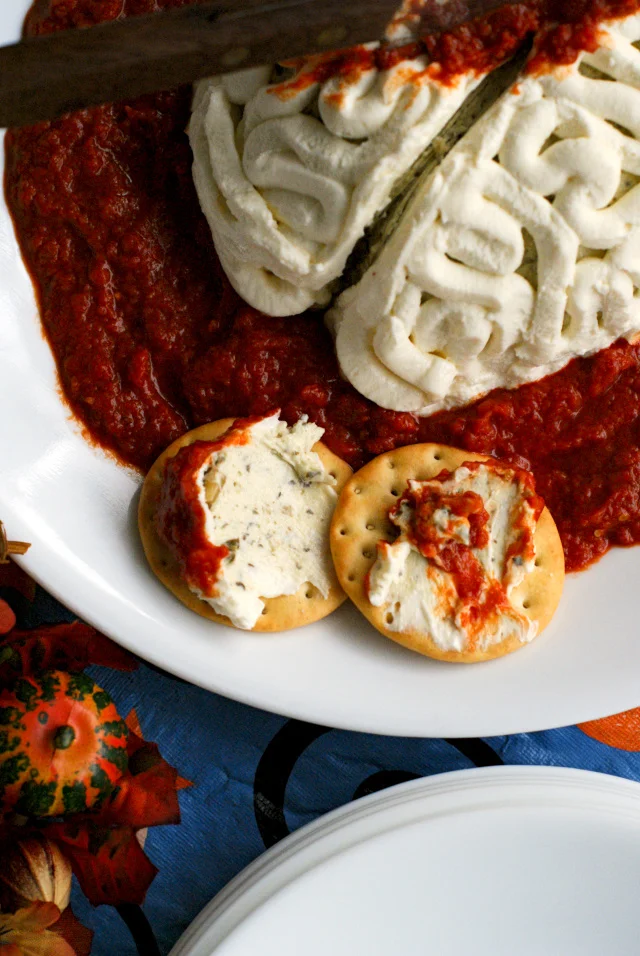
xmin=6 ymin=0 xmax=640 ymax=573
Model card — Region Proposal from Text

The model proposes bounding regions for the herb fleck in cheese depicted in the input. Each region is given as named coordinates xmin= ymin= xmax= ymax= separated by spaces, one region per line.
xmin=196 ymin=413 xmax=338 ymax=629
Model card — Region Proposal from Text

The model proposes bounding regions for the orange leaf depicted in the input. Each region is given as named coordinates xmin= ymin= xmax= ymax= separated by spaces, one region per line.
xmin=96 ymin=730 xmax=181 ymax=828
xmin=125 ymin=709 xmax=142 ymax=737
xmin=0 ymin=621 xmax=137 ymax=681
xmin=0 ymin=563 xmax=36 ymax=603
xmin=47 ymin=824 xmax=158 ymax=907
xmin=578 ymin=708 xmax=640 ymax=751
xmin=0 ymin=599 xmax=16 ymax=636
xmin=54 ymin=908 xmax=93 ymax=956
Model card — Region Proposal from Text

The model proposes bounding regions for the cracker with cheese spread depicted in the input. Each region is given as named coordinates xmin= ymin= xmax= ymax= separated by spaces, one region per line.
xmin=331 ymin=444 xmax=564 ymax=662
xmin=140 ymin=413 xmax=351 ymax=632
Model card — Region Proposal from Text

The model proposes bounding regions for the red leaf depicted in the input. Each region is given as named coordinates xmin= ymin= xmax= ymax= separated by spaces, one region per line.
xmin=47 ymin=824 xmax=158 ymax=907
xmin=0 ymin=598 xmax=16 ymax=635
xmin=124 ymin=708 xmax=142 ymax=737
xmin=54 ymin=907 xmax=93 ymax=956
xmin=0 ymin=621 xmax=137 ymax=681
xmin=0 ymin=562 xmax=36 ymax=602
xmin=95 ymin=729 xmax=181 ymax=828
xmin=125 ymin=713 xmax=192 ymax=790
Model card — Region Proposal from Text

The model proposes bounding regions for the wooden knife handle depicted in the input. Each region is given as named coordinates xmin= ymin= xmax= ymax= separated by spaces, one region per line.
xmin=0 ymin=0 xmax=400 ymax=128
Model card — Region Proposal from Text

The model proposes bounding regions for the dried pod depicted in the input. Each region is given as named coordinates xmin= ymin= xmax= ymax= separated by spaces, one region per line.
xmin=0 ymin=836 xmax=72 ymax=913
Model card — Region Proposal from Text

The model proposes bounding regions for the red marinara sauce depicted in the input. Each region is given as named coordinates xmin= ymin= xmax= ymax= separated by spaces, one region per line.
xmin=272 ymin=0 xmax=640 ymax=96
xmin=395 ymin=461 xmax=543 ymax=639
xmin=157 ymin=419 xmax=253 ymax=595
xmin=5 ymin=0 xmax=640 ymax=576
xmin=404 ymin=484 xmax=493 ymax=611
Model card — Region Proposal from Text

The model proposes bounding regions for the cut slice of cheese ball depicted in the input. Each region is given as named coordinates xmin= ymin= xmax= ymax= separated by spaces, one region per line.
xmin=330 ymin=444 xmax=564 ymax=663
xmin=189 ymin=52 xmax=482 ymax=316
xmin=139 ymin=413 xmax=351 ymax=632
xmin=329 ymin=13 xmax=640 ymax=416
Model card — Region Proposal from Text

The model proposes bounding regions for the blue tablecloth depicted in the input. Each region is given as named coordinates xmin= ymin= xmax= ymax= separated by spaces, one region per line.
xmin=5 ymin=580 xmax=640 ymax=955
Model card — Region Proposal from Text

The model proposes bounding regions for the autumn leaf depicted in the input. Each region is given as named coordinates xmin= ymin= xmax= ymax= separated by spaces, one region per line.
xmin=0 ymin=621 xmax=137 ymax=683
xmin=0 ymin=902 xmax=75 ymax=956
xmin=95 ymin=728 xmax=181 ymax=828
xmin=0 ymin=600 xmax=16 ymax=636
xmin=47 ymin=823 xmax=158 ymax=907
xmin=53 ymin=909 xmax=93 ymax=956
xmin=124 ymin=709 xmax=142 ymax=737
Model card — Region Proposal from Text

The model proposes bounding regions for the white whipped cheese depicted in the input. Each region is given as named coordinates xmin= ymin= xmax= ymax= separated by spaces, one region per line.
xmin=189 ymin=52 xmax=480 ymax=315
xmin=367 ymin=463 xmax=539 ymax=653
xmin=330 ymin=14 xmax=640 ymax=414
xmin=193 ymin=414 xmax=337 ymax=629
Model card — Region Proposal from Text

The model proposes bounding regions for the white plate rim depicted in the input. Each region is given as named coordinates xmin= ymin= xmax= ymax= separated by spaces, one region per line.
xmin=168 ymin=765 xmax=640 ymax=955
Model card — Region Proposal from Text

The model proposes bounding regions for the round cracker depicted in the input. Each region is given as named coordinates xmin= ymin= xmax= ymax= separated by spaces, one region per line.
xmin=330 ymin=443 xmax=564 ymax=663
xmin=139 ymin=419 xmax=352 ymax=632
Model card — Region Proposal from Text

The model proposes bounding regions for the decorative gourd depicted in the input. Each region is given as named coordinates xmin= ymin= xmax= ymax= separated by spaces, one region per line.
xmin=0 ymin=670 xmax=129 ymax=818
xmin=0 ymin=836 xmax=72 ymax=912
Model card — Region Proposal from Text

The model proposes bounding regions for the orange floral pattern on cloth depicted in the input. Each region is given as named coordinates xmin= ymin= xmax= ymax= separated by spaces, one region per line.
xmin=578 ymin=709 xmax=640 ymax=751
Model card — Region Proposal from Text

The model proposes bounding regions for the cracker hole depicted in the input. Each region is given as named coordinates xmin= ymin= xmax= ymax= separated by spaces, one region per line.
xmin=394 ymin=602 xmax=400 ymax=612
xmin=362 ymin=549 xmax=374 ymax=559
xmin=306 ymin=589 xmax=314 ymax=599
xmin=522 ymin=600 xmax=531 ymax=609
xmin=388 ymin=460 xmax=396 ymax=469
xmin=390 ymin=488 xmax=400 ymax=497
xmin=354 ymin=487 xmax=362 ymax=495
xmin=386 ymin=612 xmax=394 ymax=624
xmin=366 ymin=522 xmax=375 ymax=531
xmin=262 ymin=608 xmax=268 ymax=615
xmin=534 ymin=558 xmax=542 ymax=567
xmin=434 ymin=454 xmax=442 ymax=461
xmin=329 ymin=471 xmax=337 ymax=479
xmin=348 ymin=573 xmax=355 ymax=582
xmin=339 ymin=528 xmax=348 ymax=536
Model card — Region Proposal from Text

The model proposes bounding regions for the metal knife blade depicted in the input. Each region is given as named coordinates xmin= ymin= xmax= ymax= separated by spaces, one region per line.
xmin=337 ymin=34 xmax=533 ymax=294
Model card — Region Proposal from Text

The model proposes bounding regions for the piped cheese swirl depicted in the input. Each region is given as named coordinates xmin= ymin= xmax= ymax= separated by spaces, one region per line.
xmin=189 ymin=54 xmax=479 ymax=315
xmin=330 ymin=14 xmax=640 ymax=414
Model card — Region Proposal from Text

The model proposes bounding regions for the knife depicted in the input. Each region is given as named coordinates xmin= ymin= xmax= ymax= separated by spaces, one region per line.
xmin=337 ymin=33 xmax=534 ymax=293
xmin=0 ymin=0 xmax=400 ymax=128
xmin=0 ymin=0 xmax=524 ymax=129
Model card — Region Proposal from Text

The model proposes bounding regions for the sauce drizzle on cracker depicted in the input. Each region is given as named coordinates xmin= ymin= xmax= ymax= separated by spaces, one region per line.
xmin=331 ymin=443 xmax=564 ymax=663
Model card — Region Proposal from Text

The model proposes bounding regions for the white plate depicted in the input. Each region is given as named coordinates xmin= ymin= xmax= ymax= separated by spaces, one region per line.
xmin=170 ymin=766 xmax=640 ymax=956
xmin=2 ymin=1 xmax=640 ymax=738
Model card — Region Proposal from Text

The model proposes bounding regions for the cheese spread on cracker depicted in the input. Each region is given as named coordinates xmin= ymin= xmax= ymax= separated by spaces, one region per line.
xmin=189 ymin=55 xmax=480 ymax=315
xmin=366 ymin=461 xmax=543 ymax=653
xmin=330 ymin=13 xmax=640 ymax=415
xmin=157 ymin=413 xmax=338 ymax=629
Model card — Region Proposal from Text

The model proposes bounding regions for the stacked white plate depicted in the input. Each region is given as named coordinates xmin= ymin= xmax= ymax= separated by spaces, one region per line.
xmin=171 ymin=766 xmax=640 ymax=955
